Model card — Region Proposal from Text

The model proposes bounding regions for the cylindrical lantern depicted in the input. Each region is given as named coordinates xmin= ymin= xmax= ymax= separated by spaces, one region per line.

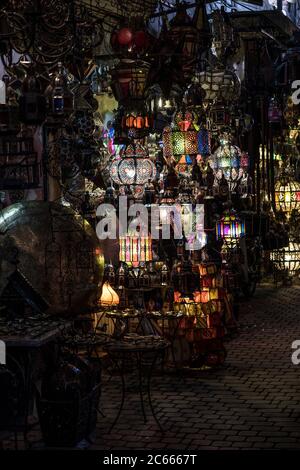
xmin=119 ymin=217 xmax=153 ymax=268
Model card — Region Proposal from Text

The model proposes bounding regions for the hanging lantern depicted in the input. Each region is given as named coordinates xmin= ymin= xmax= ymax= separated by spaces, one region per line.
xmin=162 ymin=110 xmax=198 ymax=164
xmin=271 ymin=241 xmax=300 ymax=276
xmin=209 ymin=132 xmax=242 ymax=189
xmin=110 ymin=142 xmax=156 ymax=190
xmin=119 ymin=223 xmax=153 ymax=268
xmin=172 ymin=110 xmax=198 ymax=158
xmin=274 ymin=175 xmax=300 ymax=218
xmin=216 ymin=211 xmax=245 ymax=242
xmin=100 ymin=281 xmax=120 ymax=307
xmin=111 ymin=60 xmax=150 ymax=104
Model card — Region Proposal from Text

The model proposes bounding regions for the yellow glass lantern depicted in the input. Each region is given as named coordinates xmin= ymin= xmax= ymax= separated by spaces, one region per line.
xmin=274 ymin=176 xmax=300 ymax=218
xmin=100 ymin=281 xmax=120 ymax=307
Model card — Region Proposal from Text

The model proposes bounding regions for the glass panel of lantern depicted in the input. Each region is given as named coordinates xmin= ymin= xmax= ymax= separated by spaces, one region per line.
xmin=110 ymin=142 xmax=156 ymax=186
xmin=198 ymin=128 xmax=211 ymax=157
xmin=216 ymin=212 xmax=245 ymax=242
xmin=274 ymin=177 xmax=300 ymax=218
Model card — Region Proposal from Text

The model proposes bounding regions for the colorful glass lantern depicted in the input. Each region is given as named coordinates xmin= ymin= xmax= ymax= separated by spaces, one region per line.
xmin=172 ymin=110 xmax=198 ymax=158
xmin=119 ymin=234 xmax=152 ymax=267
xmin=216 ymin=212 xmax=245 ymax=242
xmin=163 ymin=111 xmax=199 ymax=163
xmin=209 ymin=132 xmax=242 ymax=182
xmin=110 ymin=142 xmax=156 ymax=187
xmin=274 ymin=176 xmax=300 ymax=218
xmin=100 ymin=281 xmax=120 ymax=307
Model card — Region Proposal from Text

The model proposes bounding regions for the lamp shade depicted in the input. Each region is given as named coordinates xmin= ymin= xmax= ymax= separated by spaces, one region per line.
xmin=100 ymin=281 xmax=119 ymax=306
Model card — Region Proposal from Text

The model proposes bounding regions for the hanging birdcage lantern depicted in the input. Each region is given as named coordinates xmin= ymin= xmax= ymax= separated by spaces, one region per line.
xmin=216 ymin=211 xmax=245 ymax=242
xmin=274 ymin=174 xmax=300 ymax=218
xmin=110 ymin=142 xmax=156 ymax=190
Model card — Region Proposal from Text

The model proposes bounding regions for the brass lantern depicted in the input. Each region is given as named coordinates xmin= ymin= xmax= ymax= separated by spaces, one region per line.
xmin=275 ymin=173 xmax=300 ymax=218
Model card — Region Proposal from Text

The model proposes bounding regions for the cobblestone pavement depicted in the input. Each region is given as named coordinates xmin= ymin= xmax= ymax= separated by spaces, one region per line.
xmin=94 ymin=284 xmax=300 ymax=450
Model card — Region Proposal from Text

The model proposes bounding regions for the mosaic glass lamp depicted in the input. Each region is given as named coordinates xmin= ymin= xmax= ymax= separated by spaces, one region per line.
xmin=209 ymin=132 xmax=242 ymax=182
xmin=216 ymin=211 xmax=245 ymax=242
xmin=271 ymin=241 xmax=300 ymax=276
xmin=162 ymin=110 xmax=199 ymax=163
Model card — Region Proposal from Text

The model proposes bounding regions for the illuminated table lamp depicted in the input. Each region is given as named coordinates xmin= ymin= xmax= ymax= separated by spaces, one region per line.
xmin=100 ymin=281 xmax=120 ymax=307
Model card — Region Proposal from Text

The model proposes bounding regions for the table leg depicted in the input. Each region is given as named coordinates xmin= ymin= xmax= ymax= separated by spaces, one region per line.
xmin=108 ymin=354 xmax=126 ymax=433
xmin=147 ymin=351 xmax=164 ymax=433
xmin=136 ymin=352 xmax=147 ymax=424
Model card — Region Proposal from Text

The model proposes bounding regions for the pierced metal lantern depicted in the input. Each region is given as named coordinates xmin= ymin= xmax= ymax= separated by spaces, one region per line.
xmin=110 ymin=142 xmax=156 ymax=187
xmin=274 ymin=176 xmax=300 ymax=218
xmin=271 ymin=241 xmax=300 ymax=275
xmin=216 ymin=212 xmax=245 ymax=242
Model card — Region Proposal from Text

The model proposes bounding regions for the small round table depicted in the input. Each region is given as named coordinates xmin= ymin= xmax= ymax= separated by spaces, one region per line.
xmin=104 ymin=335 xmax=169 ymax=433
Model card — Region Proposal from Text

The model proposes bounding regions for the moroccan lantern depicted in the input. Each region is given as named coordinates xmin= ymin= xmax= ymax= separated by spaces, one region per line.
xmin=216 ymin=211 xmax=245 ymax=242
xmin=274 ymin=174 xmax=300 ymax=218
xmin=163 ymin=110 xmax=198 ymax=163
xmin=119 ymin=217 xmax=153 ymax=268
xmin=111 ymin=60 xmax=150 ymax=104
xmin=110 ymin=142 xmax=156 ymax=190
xmin=209 ymin=132 xmax=242 ymax=189
xmin=271 ymin=241 xmax=300 ymax=276
xmin=100 ymin=281 xmax=120 ymax=307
